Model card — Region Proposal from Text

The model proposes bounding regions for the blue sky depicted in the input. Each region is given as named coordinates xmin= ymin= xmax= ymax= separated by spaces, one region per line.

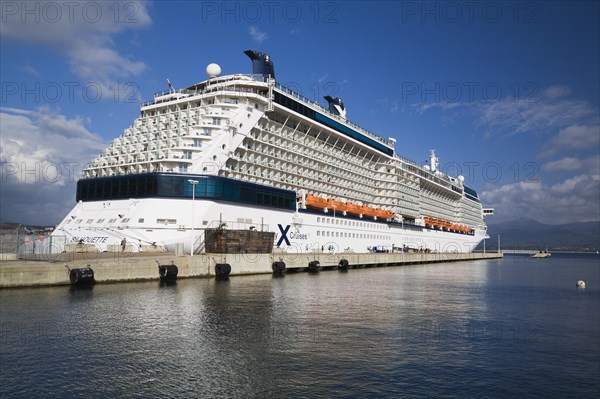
xmin=1 ymin=1 xmax=599 ymax=225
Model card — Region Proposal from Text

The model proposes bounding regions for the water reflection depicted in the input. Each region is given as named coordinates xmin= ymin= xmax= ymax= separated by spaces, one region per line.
xmin=1 ymin=256 xmax=599 ymax=398
xmin=68 ymin=284 xmax=95 ymax=295
xmin=159 ymin=279 xmax=177 ymax=288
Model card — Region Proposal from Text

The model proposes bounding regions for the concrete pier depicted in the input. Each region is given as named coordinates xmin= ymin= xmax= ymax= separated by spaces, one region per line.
xmin=0 ymin=251 xmax=503 ymax=288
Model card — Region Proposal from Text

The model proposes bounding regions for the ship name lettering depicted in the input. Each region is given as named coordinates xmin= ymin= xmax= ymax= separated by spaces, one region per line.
xmin=73 ymin=236 xmax=108 ymax=244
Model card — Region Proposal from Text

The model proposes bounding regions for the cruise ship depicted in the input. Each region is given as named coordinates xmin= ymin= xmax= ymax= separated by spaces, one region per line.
xmin=52 ymin=51 xmax=494 ymax=254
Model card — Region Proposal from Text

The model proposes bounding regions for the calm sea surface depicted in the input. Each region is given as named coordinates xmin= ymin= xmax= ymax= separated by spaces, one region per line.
xmin=1 ymin=253 xmax=599 ymax=398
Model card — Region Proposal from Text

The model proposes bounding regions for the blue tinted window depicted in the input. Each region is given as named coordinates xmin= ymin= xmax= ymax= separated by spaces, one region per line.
xmin=464 ymin=185 xmax=478 ymax=198
xmin=76 ymin=173 xmax=296 ymax=210
xmin=274 ymin=92 xmax=393 ymax=157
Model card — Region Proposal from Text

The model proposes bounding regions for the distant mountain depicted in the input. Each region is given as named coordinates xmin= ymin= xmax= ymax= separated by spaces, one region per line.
xmin=481 ymin=218 xmax=600 ymax=251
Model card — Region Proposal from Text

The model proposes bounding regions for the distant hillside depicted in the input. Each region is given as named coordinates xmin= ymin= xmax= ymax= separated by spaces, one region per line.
xmin=481 ymin=218 xmax=600 ymax=251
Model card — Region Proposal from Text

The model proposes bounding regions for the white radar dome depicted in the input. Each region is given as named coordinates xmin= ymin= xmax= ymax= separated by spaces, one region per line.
xmin=458 ymin=175 xmax=465 ymax=182
xmin=206 ymin=63 xmax=221 ymax=78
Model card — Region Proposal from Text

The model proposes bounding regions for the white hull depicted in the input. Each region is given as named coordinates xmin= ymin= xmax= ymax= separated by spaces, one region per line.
xmin=52 ymin=198 xmax=485 ymax=254
xmin=530 ymin=252 xmax=551 ymax=258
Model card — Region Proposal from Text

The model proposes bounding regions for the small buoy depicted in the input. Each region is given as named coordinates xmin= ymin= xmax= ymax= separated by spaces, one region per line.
xmin=577 ymin=280 xmax=586 ymax=288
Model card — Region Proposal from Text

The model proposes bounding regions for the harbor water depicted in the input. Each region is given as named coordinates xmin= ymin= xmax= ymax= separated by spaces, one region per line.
xmin=1 ymin=253 xmax=599 ymax=398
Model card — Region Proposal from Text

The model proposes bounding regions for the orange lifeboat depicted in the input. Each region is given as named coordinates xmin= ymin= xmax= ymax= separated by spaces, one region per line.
xmin=375 ymin=209 xmax=394 ymax=219
xmin=346 ymin=203 xmax=364 ymax=216
xmin=423 ymin=216 xmax=435 ymax=228
xmin=424 ymin=217 xmax=433 ymax=227
xmin=362 ymin=207 xmax=378 ymax=218
xmin=305 ymin=194 xmax=328 ymax=210
xmin=306 ymin=196 xmax=396 ymax=220
xmin=422 ymin=216 xmax=473 ymax=234
xmin=327 ymin=199 xmax=348 ymax=213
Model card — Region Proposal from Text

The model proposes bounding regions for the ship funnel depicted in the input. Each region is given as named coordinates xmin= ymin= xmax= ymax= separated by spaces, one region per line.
xmin=324 ymin=95 xmax=346 ymax=118
xmin=244 ymin=50 xmax=275 ymax=80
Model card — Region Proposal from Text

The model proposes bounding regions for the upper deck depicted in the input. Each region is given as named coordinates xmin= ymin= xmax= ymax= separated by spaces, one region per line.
xmin=137 ymin=71 xmax=471 ymax=199
xmin=142 ymin=74 xmax=395 ymax=151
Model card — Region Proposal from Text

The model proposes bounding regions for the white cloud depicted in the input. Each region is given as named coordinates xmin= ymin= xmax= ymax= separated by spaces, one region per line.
xmin=414 ymin=102 xmax=464 ymax=113
xmin=475 ymin=98 xmax=595 ymax=135
xmin=0 ymin=107 xmax=106 ymax=224
xmin=68 ymin=41 xmax=146 ymax=83
xmin=0 ymin=106 xmax=105 ymax=182
xmin=539 ymin=124 xmax=600 ymax=158
xmin=249 ymin=26 xmax=267 ymax=43
xmin=542 ymin=156 xmax=599 ymax=173
xmin=481 ymin=175 xmax=600 ymax=224
xmin=543 ymin=157 xmax=583 ymax=171
xmin=413 ymin=86 xmax=598 ymax=139
xmin=0 ymin=1 xmax=151 ymax=88
xmin=551 ymin=174 xmax=599 ymax=195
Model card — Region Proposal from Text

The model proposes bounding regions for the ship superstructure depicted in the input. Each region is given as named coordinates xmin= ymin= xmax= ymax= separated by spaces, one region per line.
xmin=53 ymin=51 xmax=493 ymax=254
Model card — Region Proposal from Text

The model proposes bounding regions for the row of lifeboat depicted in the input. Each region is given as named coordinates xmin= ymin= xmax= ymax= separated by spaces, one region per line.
xmin=302 ymin=195 xmax=473 ymax=234
xmin=304 ymin=194 xmax=395 ymax=220
xmin=423 ymin=216 xmax=473 ymax=234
